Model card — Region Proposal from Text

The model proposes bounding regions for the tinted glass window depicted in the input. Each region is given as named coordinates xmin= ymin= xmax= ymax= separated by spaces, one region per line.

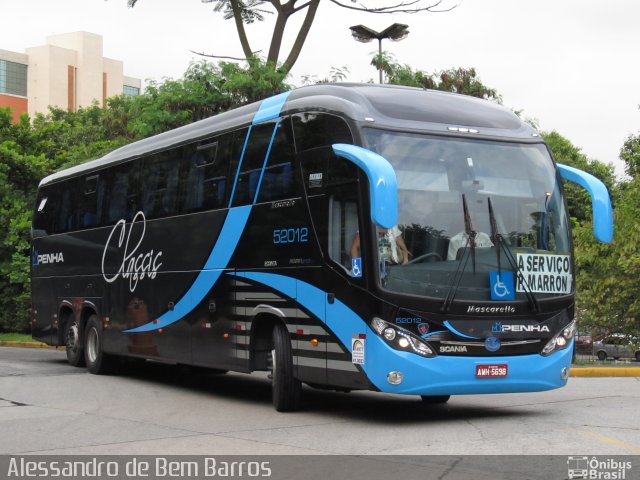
xmin=104 ymin=162 xmax=140 ymax=223
xmin=255 ymin=118 xmax=297 ymax=203
xmin=299 ymin=146 xmax=358 ymax=192
xmin=183 ymin=134 xmax=232 ymax=213
xmin=32 ymin=188 xmax=53 ymax=236
xmin=292 ymin=112 xmax=352 ymax=152
xmin=141 ymin=150 xmax=181 ymax=219
xmin=231 ymin=123 xmax=275 ymax=207
xmin=52 ymin=179 xmax=77 ymax=234
xmin=78 ymin=175 xmax=105 ymax=229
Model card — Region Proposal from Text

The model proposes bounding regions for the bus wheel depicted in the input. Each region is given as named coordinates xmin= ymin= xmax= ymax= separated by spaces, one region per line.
xmin=65 ymin=318 xmax=85 ymax=367
xmin=271 ymin=322 xmax=302 ymax=412
xmin=596 ymin=351 xmax=607 ymax=361
xmin=84 ymin=315 xmax=117 ymax=375
xmin=420 ymin=395 xmax=450 ymax=404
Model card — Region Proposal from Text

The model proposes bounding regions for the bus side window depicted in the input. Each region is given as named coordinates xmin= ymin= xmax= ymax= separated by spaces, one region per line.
xmin=182 ymin=134 xmax=231 ymax=213
xmin=292 ymin=112 xmax=353 ymax=151
xmin=105 ymin=162 xmax=139 ymax=223
xmin=301 ymin=148 xmax=363 ymax=279
xmin=255 ymin=118 xmax=297 ymax=203
xmin=230 ymin=122 xmax=276 ymax=207
xmin=55 ymin=180 xmax=76 ymax=233
xmin=79 ymin=175 xmax=100 ymax=228
xmin=141 ymin=150 xmax=181 ymax=219
xmin=33 ymin=187 xmax=54 ymax=237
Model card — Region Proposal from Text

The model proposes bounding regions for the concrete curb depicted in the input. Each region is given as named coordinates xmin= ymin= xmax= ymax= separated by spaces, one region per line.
xmin=570 ymin=366 xmax=640 ymax=377
xmin=2 ymin=343 xmax=640 ymax=376
xmin=0 ymin=341 xmax=59 ymax=350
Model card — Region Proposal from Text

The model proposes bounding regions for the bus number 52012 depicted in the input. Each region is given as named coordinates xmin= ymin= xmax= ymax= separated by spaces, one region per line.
xmin=273 ymin=227 xmax=309 ymax=244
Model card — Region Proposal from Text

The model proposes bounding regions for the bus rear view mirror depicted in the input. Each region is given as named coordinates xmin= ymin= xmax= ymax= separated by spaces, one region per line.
xmin=332 ymin=144 xmax=398 ymax=229
xmin=557 ymin=163 xmax=613 ymax=243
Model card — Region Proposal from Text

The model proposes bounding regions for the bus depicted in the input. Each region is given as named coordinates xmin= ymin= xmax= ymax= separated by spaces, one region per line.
xmin=31 ymin=84 xmax=613 ymax=411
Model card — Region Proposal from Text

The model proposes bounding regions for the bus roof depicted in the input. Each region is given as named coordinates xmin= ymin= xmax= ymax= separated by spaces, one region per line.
xmin=40 ymin=83 xmax=538 ymax=186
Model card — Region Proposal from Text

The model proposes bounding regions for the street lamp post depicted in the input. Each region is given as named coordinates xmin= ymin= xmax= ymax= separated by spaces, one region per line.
xmin=349 ymin=23 xmax=409 ymax=84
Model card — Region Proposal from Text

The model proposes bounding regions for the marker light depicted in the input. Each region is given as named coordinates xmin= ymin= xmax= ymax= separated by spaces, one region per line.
xmin=387 ymin=371 xmax=404 ymax=385
xmin=383 ymin=328 xmax=396 ymax=341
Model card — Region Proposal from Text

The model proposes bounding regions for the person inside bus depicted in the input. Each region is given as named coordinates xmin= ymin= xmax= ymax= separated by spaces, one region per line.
xmin=446 ymin=213 xmax=493 ymax=260
xmin=351 ymin=226 xmax=410 ymax=266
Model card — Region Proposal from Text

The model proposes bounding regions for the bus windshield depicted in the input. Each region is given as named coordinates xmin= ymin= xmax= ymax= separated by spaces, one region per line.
xmin=363 ymin=129 xmax=572 ymax=302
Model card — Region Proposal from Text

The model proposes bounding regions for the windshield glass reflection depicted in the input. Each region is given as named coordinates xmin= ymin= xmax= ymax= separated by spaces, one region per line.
xmin=363 ymin=129 xmax=571 ymax=301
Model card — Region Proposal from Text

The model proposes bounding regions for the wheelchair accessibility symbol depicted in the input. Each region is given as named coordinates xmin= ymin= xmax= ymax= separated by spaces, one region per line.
xmin=489 ymin=271 xmax=515 ymax=300
xmin=352 ymin=257 xmax=363 ymax=278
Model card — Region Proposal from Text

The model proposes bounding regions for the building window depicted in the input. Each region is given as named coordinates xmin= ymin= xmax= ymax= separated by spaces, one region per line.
xmin=0 ymin=60 xmax=27 ymax=97
xmin=123 ymin=85 xmax=140 ymax=97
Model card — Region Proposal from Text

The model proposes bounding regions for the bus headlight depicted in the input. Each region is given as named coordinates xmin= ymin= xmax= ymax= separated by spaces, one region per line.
xmin=370 ymin=317 xmax=435 ymax=357
xmin=541 ymin=320 xmax=576 ymax=356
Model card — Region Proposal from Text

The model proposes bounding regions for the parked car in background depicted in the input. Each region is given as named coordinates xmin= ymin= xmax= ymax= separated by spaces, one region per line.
xmin=592 ymin=334 xmax=640 ymax=361
xmin=574 ymin=332 xmax=593 ymax=355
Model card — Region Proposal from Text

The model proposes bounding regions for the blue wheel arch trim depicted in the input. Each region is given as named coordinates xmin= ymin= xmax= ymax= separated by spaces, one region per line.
xmin=332 ymin=144 xmax=398 ymax=229
xmin=557 ymin=163 xmax=613 ymax=243
xmin=125 ymin=92 xmax=291 ymax=333
xmin=229 ymin=271 xmax=571 ymax=395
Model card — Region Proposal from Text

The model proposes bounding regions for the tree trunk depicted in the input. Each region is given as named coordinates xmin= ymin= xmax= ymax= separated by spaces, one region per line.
xmin=281 ymin=0 xmax=320 ymax=73
xmin=268 ymin=10 xmax=289 ymax=66
xmin=230 ymin=0 xmax=254 ymax=59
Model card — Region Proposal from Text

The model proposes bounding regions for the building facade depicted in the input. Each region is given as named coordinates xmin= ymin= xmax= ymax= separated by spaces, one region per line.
xmin=0 ymin=32 xmax=141 ymax=122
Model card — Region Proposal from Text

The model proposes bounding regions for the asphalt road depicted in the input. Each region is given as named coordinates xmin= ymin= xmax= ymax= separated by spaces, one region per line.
xmin=1 ymin=346 xmax=639 ymax=457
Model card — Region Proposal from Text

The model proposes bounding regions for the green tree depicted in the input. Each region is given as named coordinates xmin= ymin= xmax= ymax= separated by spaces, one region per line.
xmin=0 ymin=116 xmax=49 ymax=331
xmin=573 ymin=178 xmax=640 ymax=335
xmin=620 ymin=132 xmax=640 ymax=178
xmin=128 ymin=59 xmax=290 ymax=137
xmin=542 ymin=131 xmax=616 ymax=222
xmin=383 ymin=61 xmax=501 ymax=101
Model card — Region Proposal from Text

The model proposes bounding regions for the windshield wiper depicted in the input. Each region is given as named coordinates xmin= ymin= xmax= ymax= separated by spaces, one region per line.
xmin=463 ymin=193 xmax=477 ymax=274
xmin=487 ymin=196 xmax=539 ymax=313
xmin=487 ymin=197 xmax=501 ymax=273
xmin=441 ymin=194 xmax=476 ymax=312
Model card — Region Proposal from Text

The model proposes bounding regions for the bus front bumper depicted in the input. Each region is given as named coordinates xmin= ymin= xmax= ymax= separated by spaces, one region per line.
xmin=366 ymin=340 xmax=574 ymax=396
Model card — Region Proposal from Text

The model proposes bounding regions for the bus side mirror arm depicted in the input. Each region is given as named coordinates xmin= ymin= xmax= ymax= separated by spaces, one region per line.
xmin=332 ymin=144 xmax=398 ymax=229
xmin=557 ymin=163 xmax=614 ymax=243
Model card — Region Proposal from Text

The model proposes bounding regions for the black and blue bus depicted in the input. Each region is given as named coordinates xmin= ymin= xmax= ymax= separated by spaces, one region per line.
xmin=31 ymin=84 xmax=613 ymax=411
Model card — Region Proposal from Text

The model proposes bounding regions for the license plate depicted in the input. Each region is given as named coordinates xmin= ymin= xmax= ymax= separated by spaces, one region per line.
xmin=476 ymin=364 xmax=508 ymax=378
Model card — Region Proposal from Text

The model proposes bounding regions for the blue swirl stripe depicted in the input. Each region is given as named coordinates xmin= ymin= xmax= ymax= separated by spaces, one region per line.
xmin=124 ymin=91 xmax=292 ymax=333
xmin=125 ymin=206 xmax=252 ymax=333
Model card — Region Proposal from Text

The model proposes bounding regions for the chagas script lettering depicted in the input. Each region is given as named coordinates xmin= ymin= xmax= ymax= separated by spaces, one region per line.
xmin=101 ymin=211 xmax=163 ymax=292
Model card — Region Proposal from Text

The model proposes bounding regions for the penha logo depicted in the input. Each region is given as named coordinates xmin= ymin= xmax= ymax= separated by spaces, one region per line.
xmin=492 ymin=322 xmax=550 ymax=333
xmin=101 ymin=211 xmax=163 ymax=292
xmin=32 ymin=250 xmax=65 ymax=266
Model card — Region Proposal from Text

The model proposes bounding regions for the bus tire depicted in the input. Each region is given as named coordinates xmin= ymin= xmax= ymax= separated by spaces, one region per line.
xmin=420 ymin=395 xmax=450 ymax=404
xmin=271 ymin=322 xmax=302 ymax=412
xmin=84 ymin=315 xmax=118 ymax=375
xmin=596 ymin=351 xmax=607 ymax=361
xmin=65 ymin=317 xmax=85 ymax=367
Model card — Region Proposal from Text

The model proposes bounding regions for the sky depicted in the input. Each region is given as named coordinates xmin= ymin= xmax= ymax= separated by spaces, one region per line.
xmin=2 ymin=0 xmax=639 ymax=177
